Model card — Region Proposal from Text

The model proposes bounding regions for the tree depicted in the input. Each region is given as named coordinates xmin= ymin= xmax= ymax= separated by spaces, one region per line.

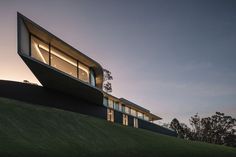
xmin=170 ymin=112 xmax=236 ymax=147
xmin=103 ymin=69 xmax=113 ymax=93
xmin=170 ymin=118 xmax=192 ymax=139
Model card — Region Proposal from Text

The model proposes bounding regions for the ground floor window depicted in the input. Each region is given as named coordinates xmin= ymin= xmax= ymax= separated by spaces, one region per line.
xmin=107 ymin=108 xmax=114 ymax=122
xmin=134 ymin=118 xmax=138 ymax=128
xmin=123 ymin=114 xmax=128 ymax=126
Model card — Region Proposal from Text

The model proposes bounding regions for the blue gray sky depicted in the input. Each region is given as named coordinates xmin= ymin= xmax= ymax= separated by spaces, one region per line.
xmin=0 ymin=0 xmax=235 ymax=124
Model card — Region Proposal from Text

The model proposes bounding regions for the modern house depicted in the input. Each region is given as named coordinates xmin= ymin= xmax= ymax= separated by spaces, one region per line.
xmin=16 ymin=12 xmax=176 ymax=136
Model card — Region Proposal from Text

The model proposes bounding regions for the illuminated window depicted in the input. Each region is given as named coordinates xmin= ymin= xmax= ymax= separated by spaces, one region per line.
xmin=137 ymin=112 xmax=144 ymax=119
xmin=144 ymin=114 xmax=149 ymax=121
xmin=107 ymin=108 xmax=114 ymax=122
xmin=123 ymin=114 xmax=128 ymax=126
xmin=51 ymin=47 xmax=77 ymax=78
xmin=108 ymin=99 xmax=113 ymax=108
xmin=79 ymin=63 xmax=89 ymax=83
xmin=131 ymin=109 xmax=137 ymax=117
xmin=125 ymin=106 xmax=130 ymax=114
xmin=134 ymin=118 xmax=138 ymax=128
xmin=31 ymin=36 xmax=49 ymax=64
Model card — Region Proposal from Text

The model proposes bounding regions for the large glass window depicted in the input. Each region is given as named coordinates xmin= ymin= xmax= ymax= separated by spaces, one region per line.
xmin=51 ymin=47 xmax=77 ymax=78
xmin=125 ymin=106 xmax=130 ymax=114
xmin=131 ymin=109 xmax=137 ymax=117
xmin=144 ymin=114 xmax=149 ymax=121
xmin=90 ymin=69 xmax=96 ymax=86
xmin=31 ymin=36 xmax=49 ymax=64
xmin=108 ymin=99 xmax=113 ymax=108
xmin=79 ymin=63 xmax=89 ymax=83
xmin=137 ymin=112 xmax=144 ymax=119
xmin=123 ymin=114 xmax=128 ymax=126
xmin=134 ymin=118 xmax=138 ymax=128
xmin=107 ymin=109 xmax=114 ymax=122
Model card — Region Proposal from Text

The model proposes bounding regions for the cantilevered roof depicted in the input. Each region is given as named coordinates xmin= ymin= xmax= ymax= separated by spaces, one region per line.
xmin=17 ymin=12 xmax=103 ymax=89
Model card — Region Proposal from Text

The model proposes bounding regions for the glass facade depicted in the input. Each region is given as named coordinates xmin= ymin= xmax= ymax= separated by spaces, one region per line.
xmin=105 ymin=97 xmax=151 ymax=122
xmin=30 ymin=35 xmax=96 ymax=86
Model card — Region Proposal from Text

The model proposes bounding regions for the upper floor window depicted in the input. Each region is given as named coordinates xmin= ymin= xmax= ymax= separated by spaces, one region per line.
xmin=108 ymin=99 xmax=113 ymax=108
xmin=114 ymin=102 xmax=119 ymax=110
xmin=90 ymin=69 xmax=96 ymax=86
xmin=144 ymin=114 xmax=149 ymax=121
xmin=79 ymin=63 xmax=89 ymax=83
xmin=131 ymin=109 xmax=137 ymax=117
xmin=51 ymin=47 xmax=77 ymax=78
xmin=103 ymin=97 xmax=108 ymax=106
xmin=137 ymin=112 xmax=144 ymax=119
xmin=31 ymin=36 xmax=49 ymax=64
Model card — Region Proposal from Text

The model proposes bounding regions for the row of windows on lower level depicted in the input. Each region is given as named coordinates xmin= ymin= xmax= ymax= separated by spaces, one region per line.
xmin=104 ymin=97 xmax=149 ymax=121
xmin=107 ymin=109 xmax=139 ymax=128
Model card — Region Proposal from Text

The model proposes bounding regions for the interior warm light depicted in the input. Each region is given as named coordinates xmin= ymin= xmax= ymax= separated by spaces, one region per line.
xmin=34 ymin=43 xmax=47 ymax=64
xmin=38 ymin=44 xmax=89 ymax=75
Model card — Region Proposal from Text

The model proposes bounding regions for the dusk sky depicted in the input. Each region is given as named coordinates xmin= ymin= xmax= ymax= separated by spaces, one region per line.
xmin=0 ymin=0 xmax=235 ymax=124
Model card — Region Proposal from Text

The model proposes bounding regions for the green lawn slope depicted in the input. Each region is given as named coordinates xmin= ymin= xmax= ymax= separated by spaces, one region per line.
xmin=0 ymin=97 xmax=235 ymax=157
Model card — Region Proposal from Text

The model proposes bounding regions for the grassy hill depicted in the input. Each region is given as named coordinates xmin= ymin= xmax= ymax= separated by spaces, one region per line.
xmin=0 ymin=97 xmax=235 ymax=157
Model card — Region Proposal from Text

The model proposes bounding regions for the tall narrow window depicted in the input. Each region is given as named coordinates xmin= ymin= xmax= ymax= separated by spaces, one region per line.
xmin=144 ymin=114 xmax=149 ymax=121
xmin=131 ymin=109 xmax=137 ymax=117
xmin=134 ymin=118 xmax=138 ymax=128
xmin=103 ymin=97 xmax=108 ymax=106
xmin=31 ymin=36 xmax=49 ymax=64
xmin=123 ymin=114 xmax=128 ymax=126
xmin=114 ymin=102 xmax=119 ymax=110
xmin=79 ymin=63 xmax=89 ymax=83
xmin=121 ymin=104 xmax=125 ymax=113
xmin=51 ymin=47 xmax=77 ymax=78
xmin=125 ymin=106 xmax=130 ymax=114
xmin=107 ymin=108 xmax=114 ymax=122
xmin=90 ymin=69 xmax=96 ymax=86
xmin=108 ymin=99 xmax=113 ymax=108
